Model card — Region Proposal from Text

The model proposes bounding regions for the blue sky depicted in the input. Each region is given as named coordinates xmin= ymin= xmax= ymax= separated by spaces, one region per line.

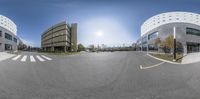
xmin=0 ymin=0 xmax=200 ymax=47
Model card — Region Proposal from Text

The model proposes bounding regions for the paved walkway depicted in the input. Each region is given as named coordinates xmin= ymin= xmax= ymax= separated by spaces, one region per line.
xmin=0 ymin=52 xmax=15 ymax=62
xmin=182 ymin=52 xmax=200 ymax=64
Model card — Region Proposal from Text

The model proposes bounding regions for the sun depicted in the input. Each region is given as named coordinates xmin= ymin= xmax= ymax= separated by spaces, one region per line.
xmin=96 ymin=31 xmax=103 ymax=37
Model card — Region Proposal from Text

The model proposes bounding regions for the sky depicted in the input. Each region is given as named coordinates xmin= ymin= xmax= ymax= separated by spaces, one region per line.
xmin=0 ymin=0 xmax=200 ymax=47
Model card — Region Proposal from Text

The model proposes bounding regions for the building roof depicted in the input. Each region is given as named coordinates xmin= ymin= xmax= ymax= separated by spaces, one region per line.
xmin=141 ymin=12 xmax=200 ymax=36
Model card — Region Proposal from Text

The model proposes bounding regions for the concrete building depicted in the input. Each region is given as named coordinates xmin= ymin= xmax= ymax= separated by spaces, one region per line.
xmin=0 ymin=15 xmax=18 ymax=52
xmin=137 ymin=12 xmax=200 ymax=55
xmin=41 ymin=21 xmax=77 ymax=52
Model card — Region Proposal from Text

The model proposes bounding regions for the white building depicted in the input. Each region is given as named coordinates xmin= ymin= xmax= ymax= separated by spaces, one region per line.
xmin=138 ymin=12 xmax=200 ymax=54
xmin=0 ymin=15 xmax=18 ymax=52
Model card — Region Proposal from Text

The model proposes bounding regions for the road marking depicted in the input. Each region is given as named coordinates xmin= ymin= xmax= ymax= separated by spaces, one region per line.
xmin=41 ymin=55 xmax=52 ymax=60
xmin=140 ymin=62 xmax=165 ymax=69
xmin=147 ymin=53 xmax=181 ymax=64
xmin=21 ymin=55 xmax=27 ymax=62
xmin=36 ymin=55 xmax=45 ymax=61
xmin=12 ymin=55 xmax=21 ymax=60
xmin=30 ymin=56 xmax=36 ymax=62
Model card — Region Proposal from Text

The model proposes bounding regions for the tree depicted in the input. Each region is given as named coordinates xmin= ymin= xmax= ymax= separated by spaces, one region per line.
xmin=176 ymin=41 xmax=183 ymax=49
xmin=77 ymin=44 xmax=85 ymax=52
xmin=176 ymin=41 xmax=183 ymax=53
xmin=154 ymin=38 xmax=161 ymax=46
xmin=160 ymin=35 xmax=173 ymax=53
xmin=165 ymin=35 xmax=174 ymax=49
xmin=153 ymin=38 xmax=161 ymax=50
xmin=160 ymin=35 xmax=183 ymax=53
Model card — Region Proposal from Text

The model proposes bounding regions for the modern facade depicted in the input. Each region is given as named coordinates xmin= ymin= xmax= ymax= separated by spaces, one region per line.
xmin=0 ymin=15 xmax=18 ymax=52
xmin=137 ymin=12 xmax=200 ymax=55
xmin=41 ymin=21 xmax=77 ymax=52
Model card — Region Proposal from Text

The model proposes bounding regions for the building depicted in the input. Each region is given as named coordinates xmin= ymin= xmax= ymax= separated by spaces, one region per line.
xmin=41 ymin=21 xmax=77 ymax=52
xmin=0 ymin=15 xmax=18 ymax=52
xmin=137 ymin=12 xmax=200 ymax=55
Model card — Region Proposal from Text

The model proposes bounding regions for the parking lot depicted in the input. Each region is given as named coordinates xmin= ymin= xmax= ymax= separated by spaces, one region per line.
xmin=0 ymin=51 xmax=200 ymax=98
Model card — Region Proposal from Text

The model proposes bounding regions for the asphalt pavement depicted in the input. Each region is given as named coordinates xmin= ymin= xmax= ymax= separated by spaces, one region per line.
xmin=0 ymin=51 xmax=200 ymax=99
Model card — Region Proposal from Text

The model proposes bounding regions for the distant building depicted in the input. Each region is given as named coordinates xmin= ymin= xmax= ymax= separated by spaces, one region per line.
xmin=41 ymin=21 xmax=77 ymax=52
xmin=0 ymin=15 xmax=18 ymax=52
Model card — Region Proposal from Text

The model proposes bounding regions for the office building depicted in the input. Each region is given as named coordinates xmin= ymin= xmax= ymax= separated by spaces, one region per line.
xmin=41 ymin=21 xmax=77 ymax=52
xmin=0 ymin=15 xmax=18 ymax=52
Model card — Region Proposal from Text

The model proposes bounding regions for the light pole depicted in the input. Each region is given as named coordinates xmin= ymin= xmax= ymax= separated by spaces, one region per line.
xmin=173 ymin=26 xmax=176 ymax=61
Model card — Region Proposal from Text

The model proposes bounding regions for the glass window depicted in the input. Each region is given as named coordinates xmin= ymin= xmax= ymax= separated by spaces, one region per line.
xmin=186 ymin=27 xmax=200 ymax=36
xmin=142 ymin=36 xmax=147 ymax=44
xmin=148 ymin=31 xmax=158 ymax=40
xmin=5 ymin=33 xmax=12 ymax=40
xmin=148 ymin=44 xmax=158 ymax=51
xmin=0 ymin=30 xmax=2 ymax=37
xmin=14 ymin=37 xmax=17 ymax=43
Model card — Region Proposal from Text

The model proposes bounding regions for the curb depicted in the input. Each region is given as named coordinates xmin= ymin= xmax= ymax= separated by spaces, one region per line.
xmin=147 ymin=53 xmax=181 ymax=65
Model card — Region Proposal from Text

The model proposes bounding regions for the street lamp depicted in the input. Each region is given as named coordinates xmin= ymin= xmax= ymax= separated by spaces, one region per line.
xmin=173 ymin=26 xmax=176 ymax=61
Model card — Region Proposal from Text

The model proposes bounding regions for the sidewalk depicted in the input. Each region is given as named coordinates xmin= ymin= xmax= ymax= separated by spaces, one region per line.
xmin=182 ymin=52 xmax=200 ymax=64
xmin=0 ymin=52 xmax=15 ymax=62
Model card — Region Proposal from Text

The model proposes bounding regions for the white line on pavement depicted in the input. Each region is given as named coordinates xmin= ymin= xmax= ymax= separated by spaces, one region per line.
xmin=12 ymin=55 xmax=21 ymax=60
xmin=36 ymin=55 xmax=45 ymax=61
xmin=41 ymin=55 xmax=52 ymax=60
xmin=30 ymin=56 xmax=36 ymax=62
xmin=21 ymin=55 xmax=27 ymax=62
xmin=140 ymin=62 xmax=165 ymax=70
xmin=147 ymin=53 xmax=181 ymax=64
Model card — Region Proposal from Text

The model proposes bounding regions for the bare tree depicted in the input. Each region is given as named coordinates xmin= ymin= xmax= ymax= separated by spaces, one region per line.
xmin=153 ymin=38 xmax=161 ymax=47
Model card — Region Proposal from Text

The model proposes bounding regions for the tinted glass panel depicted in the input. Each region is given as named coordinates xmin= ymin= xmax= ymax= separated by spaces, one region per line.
xmin=142 ymin=36 xmax=147 ymax=44
xmin=14 ymin=37 xmax=17 ymax=43
xmin=148 ymin=31 xmax=158 ymax=40
xmin=0 ymin=31 xmax=2 ymax=37
xmin=5 ymin=33 xmax=12 ymax=40
xmin=186 ymin=27 xmax=200 ymax=36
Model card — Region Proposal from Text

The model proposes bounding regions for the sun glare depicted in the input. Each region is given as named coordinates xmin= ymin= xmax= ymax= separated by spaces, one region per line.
xmin=96 ymin=31 xmax=103 ymax=37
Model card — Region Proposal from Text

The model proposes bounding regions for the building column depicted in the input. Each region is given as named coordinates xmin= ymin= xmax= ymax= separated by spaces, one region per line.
xmin=64 ymin=46 xmax=67 ymax=53
xmin=51 ymin=46 xmax=54 ymax=52
xmin=184 ymin=45 xmax=187 ymax=56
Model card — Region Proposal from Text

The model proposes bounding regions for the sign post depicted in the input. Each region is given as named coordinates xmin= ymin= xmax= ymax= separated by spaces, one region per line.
xmin=173 ymin=26 xmax=176 ymax=61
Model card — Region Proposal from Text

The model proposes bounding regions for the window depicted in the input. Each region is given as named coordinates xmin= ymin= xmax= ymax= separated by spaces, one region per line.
xmin=0 ymin=30 xmax=2 ymax=37
xmin=14 ymin=37 xmax=17 ymax=43
xmin=148 ymin=31 xmax=158 ymax=40
xmin=186 ymin=27 xmax=200 ymax=36
xmin=5 ymin=33 xmax=12 ymax=40
xmin=148 ymin=44 xmax=158 ymax=51
xmin=142 ymin=36 xmax=147 ymax=44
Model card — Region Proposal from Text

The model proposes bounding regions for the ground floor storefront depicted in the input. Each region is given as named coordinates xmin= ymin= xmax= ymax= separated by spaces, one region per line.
xmin=0 ymin=43 xmax=17 ymax=52
xmin=139 ymin=43 xmax=199 ymax=54
xmin=42 ymin=46 xmax=71 ymax=52
xmin=187 ymin=42 xmax=200 ymax=53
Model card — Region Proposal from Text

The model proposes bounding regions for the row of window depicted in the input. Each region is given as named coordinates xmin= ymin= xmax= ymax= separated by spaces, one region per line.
xmin=140 ymin=27 xmax=200 ymax=46
xmin=141 ymin=31 xmax=158 ymax=44
xmin=186 ymin=27 xmax=200 ymax=36
xmin=148 ymin=32 xmax=158 ymax=40
xmin=0 ymin=30 xmax=17 ymax=43
xmin=141 ymin=27 xmax=200 ymax=44
xmin=144 ymin=18 xmax=200 ymax=31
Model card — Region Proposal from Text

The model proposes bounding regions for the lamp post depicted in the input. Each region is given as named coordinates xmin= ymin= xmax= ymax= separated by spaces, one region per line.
xmin=173 ymin=26 xmax=176 ymax=61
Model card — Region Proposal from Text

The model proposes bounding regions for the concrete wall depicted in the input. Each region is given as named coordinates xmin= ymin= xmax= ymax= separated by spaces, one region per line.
xmin=41 ymin=21 xmax=78 ymax=52
xmin=71 ymin=23 xmax=77 ymax=52
xmin=0 ymin=26 xmax=18 ymax=52
xmin=141 ymin=23 xmax=200 ymax=54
